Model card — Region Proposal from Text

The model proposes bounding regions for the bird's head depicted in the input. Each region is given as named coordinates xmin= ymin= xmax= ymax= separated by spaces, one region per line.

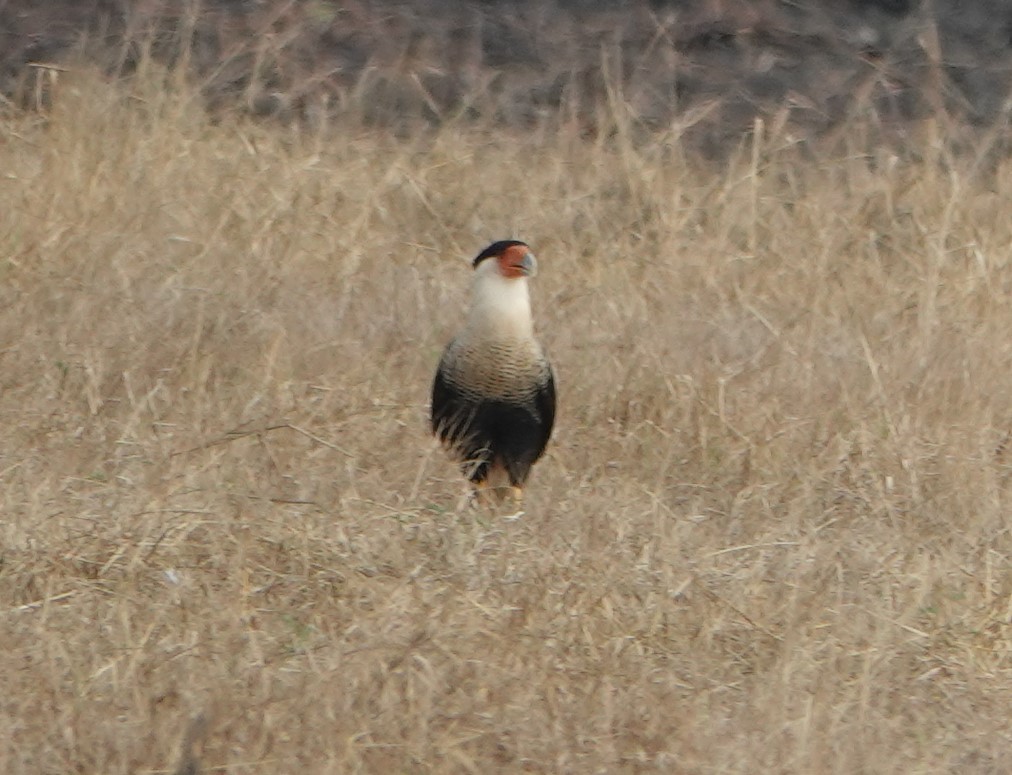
xmin=472 ymin=240 xmax=537 ymax=280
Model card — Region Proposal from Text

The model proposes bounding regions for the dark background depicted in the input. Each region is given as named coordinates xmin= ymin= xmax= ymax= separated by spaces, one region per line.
xmin=3 ymin=1 xmax=1011 ymax=155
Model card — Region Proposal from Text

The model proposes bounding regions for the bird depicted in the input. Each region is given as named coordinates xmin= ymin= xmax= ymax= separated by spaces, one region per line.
xmin=431 ymin=240 xmax=556 ymax=506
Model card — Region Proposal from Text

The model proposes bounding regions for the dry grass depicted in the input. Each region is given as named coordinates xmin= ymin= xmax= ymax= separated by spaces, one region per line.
xmin=1 ymin=65 xmax=1010 ymax=774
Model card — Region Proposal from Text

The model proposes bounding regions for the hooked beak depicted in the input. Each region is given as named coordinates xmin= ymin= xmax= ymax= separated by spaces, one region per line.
xmin=515 ymin=251 xmax=538 ymax=277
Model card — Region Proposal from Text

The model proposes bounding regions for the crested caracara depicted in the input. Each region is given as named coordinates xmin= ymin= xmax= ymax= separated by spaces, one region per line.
xmin=431 ymin=240 xmax=556 ymax=502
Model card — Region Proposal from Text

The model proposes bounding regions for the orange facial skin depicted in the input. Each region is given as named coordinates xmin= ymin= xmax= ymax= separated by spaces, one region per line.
xmin=496 ymin=243 xmax=537 ymax=279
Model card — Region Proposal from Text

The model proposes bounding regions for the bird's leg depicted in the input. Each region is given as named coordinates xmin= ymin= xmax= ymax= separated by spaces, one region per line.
xmin=461 ymin=480 xmax=525 ymax=519
xmin=468 ymin=478 xmax=496 ymax=509
xmin=501 ymin=485 xmax=525 ymax=521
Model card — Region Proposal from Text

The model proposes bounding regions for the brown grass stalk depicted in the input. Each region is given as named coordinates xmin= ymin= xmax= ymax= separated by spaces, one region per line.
xmin=0 ymin=63 xmax=1010 ymax=773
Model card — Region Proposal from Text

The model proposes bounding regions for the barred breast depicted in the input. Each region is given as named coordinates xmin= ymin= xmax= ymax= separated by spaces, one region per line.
xmin=441 ymin=335 xmax=550 ymax=405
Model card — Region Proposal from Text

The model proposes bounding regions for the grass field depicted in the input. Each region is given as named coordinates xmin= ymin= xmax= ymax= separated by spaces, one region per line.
xmin=1 ymin=65 xmax=1010 ymax=773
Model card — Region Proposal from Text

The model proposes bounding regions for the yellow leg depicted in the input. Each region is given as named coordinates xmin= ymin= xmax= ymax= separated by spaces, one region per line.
xmin=459 ymin=479 xmax=493 ymax=510
xmin=501 ymin=485 xmax=525 ymax=520
xmin=464 ymin=480 xmax=525 ymax=516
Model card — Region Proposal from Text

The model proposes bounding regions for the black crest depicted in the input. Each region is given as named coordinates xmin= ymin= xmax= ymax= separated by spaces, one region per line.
xmin=472 ymin=239 xmax=530 ymax=268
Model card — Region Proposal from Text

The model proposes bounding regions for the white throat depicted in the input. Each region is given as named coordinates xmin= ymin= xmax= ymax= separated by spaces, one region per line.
xmin=467 ymin=269 xmax=534 ymax=341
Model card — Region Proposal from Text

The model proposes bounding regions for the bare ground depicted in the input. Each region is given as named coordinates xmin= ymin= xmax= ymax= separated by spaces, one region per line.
xmin=0 ymin=66 xmax=1010 ymax=773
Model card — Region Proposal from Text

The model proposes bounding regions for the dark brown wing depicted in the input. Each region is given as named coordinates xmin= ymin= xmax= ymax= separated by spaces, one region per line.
xmin=534 ymin=363 xmax=556 ymax=459
xmin=431 ymin=355 xmax=465 ymax=442
xmin=431 ymin=354 xmax=492 ymax=482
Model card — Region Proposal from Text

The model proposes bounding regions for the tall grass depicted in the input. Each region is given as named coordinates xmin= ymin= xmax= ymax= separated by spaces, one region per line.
xmin=0 ymin=64 xmax=1009 ymax=773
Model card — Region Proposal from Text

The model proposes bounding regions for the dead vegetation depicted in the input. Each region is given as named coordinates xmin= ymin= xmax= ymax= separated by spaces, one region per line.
xmin=5 ymin=1 xmax=1012 ymax=158
xmin=0 ymin=64 xmax=1010 ymax=773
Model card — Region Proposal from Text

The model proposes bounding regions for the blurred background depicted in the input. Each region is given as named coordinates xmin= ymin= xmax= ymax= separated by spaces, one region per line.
xmin=4 ymin=0 xmax=1011 ymax=157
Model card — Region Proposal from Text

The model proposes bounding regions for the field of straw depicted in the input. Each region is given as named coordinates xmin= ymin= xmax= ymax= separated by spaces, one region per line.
xmin=1 ymin=64 xmax=1010 ymax=773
